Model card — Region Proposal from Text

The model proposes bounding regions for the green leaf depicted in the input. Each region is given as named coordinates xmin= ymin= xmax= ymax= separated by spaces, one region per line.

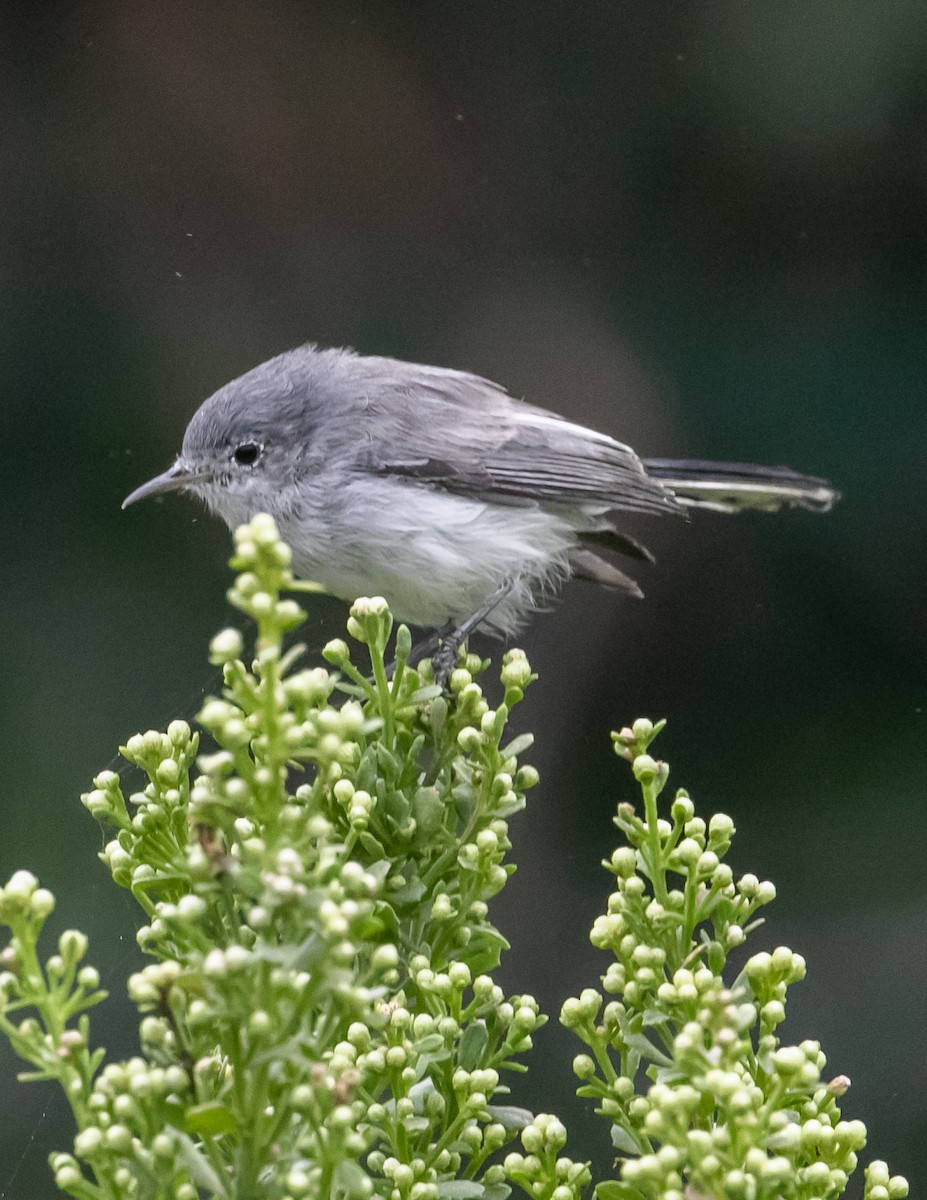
xmin=436 ymin=1183 xmax=485 ymax=1197
xmin=461 ymin=944 xmax=505 ymax=976
xmin=414 ymin=1034 xmax=446 ymax=1056
xmin=494 ymin=795 xmax=525 ymax=818
xmin=622 ymin=1031 xmax=674 ymax=1067
xmin=610 ymin=1123 xmax=641 ymax=1154
xmin=355 ymin=750 xmax=379 ymax=790
xmin=365 ymin=859 xmax=391 ymax=883
xmin=729 ymin=966 xmax=751 ymax=999
xmin=482 ymin=1187 xmax=512 ymax=1200
xmin=411 ymin=1050 xmax=449 ymax=1082
xmin=495 ymin=1060 xmax=527 ymax=1074
xmin=458 ymin=1020 xmax=489 ymax=1069
xmin=428 ymin=695 xmax=448 ymax=731
xmin=185 ymin=1101 xmax=237 ymax=1136
xmin=596 ymin=1182 xmax=645 ymax=1200
xmin=412 ymin=786 xmax=446 ymax=835
xmin=174 ymin=1132 xmax=228 ymax=1194
xmin=468 ymin=925 xmax=510 ymax=951
xmin=382 ymin=787 xmax=412 ymax=825
xmin=375 ymin=743 xmax=402 ymax=776
xmin=358 ymin=831 xmax=385 ymax=857
xmin=388 ymin=877 xmax=426 ymax=905
xmin=408 ymin=1076 xmax=438 ymax=1107
xmin=500 ymin=733 xmax=534 ymax=757
xmin=652 ymin=1065 xmax=688 ymax=1085
xmin=454 ymin=786 xmax=477 ymax=826
xmin=484 ymin=1104 xmax=533 ymax=1129
xmin=333 ymin=1160 xmax=373 ymax=1198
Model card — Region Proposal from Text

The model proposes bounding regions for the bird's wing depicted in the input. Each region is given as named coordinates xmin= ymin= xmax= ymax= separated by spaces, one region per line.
xmin=357 ymin=368 xmax=681 ymax=518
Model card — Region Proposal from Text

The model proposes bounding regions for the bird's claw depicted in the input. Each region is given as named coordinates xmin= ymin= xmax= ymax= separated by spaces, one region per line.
xmin=431 ymin=639 xmax=462 ymax=687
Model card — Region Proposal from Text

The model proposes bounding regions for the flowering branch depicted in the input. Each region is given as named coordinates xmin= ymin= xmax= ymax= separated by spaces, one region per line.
xmin=0 ymin=515 xmax=587 ymax=1200
xmin=0 ymin=517 xmax=908 ymax=1200
xmin=562 ymin=720 xmax=908 ymax=1200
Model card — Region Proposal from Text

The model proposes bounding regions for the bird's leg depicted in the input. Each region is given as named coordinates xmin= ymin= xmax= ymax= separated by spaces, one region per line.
xmin=430 ymin=577 xmax=516 ymax=685
xmin=406 ymin=622 xmax=455 ymax=668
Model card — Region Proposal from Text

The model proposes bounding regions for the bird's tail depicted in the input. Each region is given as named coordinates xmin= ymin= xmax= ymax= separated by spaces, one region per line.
xmin=642 ymin=459 xmax=839 ymax=514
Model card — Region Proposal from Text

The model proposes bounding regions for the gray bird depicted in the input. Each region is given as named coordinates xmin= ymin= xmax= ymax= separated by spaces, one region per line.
xmin=123 ymin=345 xmax=838 ymax=665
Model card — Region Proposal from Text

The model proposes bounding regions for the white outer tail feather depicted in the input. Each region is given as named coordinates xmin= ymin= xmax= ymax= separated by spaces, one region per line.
xmin=641 ymin=459 xmax=839 ymax=515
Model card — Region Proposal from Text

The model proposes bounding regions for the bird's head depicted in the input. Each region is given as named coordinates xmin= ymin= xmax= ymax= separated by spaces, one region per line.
xmin=122 ymin=353 xmax=318 ymax=525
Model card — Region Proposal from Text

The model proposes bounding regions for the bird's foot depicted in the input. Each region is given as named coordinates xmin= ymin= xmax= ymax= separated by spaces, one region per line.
xmin=424 ymin=577 xmax=518 ymax=687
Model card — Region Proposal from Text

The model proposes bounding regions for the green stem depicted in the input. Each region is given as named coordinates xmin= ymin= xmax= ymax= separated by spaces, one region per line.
xmin=370 ymin=645 xmax=395 ymax=746
xmin=642 ymin=780 xmax=668 ymax=907
xmin=254 ymin=612 xmax=288 ymax=820
xmin=681 ymin=863 xmax=699 ymax=961
xmin=589 ymin=1034 xmax=619 ymax=1086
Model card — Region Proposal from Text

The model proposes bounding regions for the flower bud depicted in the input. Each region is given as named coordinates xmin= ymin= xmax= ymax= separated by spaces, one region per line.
xmin=31 ymin=889 xmax=56 ymax=919
xmin=572 ymin=1054 xmax=596 ymax=1079
xmin=501 ymin=655 xmax=532 ymax=690
xmin=745 ymin=951 xmax=771 ymax=981
xmin=761 ymin=1000 xmax=786 ymax=1026
xmin=772 ymin=1046 xmax=806 ymax=1076
xmin=516 ymin=764 xmax=539 ymax=790
xmin=104 ymin=1124 xmax=133 ymax=1153
xmin=632 ymin=754 xmax=658 ymax=782
xmin=457 ymin=726 xmax=482 ymax=753
xmin=448 ymin=962 xmax=471 ymax=989
xmin=372 ymin=943 xmax=399 ymax=972
xmin=5 ymin=870 xmax=38 ymax=899
xmin=671 ymin=793 xmax=695 ymax=823
xmin=610 ymin=847 xmax=637 ymax=878
xmin=672 ymin=838 xmax=701 ymax=868
xmin=74 ymin=1126 xmax=104 ymax=1158
xmin=323 ymin=638 xmax=351 ymax=666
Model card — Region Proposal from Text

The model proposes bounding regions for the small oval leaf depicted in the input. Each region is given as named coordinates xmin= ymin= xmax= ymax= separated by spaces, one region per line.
xmin=458 ymin=1020 xmax=489 ymax=1070
xmin=484 ymin=1104 xmax=533 ymax=1130
xmin=185 ymin=1101 xmax=237 ymax=1137
xmin=609 ymin=1123 xmax=641 ymax=1155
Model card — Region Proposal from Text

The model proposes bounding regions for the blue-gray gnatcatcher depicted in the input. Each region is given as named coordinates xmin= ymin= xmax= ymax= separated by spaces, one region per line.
xmin=123 ymin=344 xmax=838 ymax=663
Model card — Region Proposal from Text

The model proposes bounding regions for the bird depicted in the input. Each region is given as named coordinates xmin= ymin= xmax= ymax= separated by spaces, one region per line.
xmin=123 ymin=344 xmax=838 ymax=669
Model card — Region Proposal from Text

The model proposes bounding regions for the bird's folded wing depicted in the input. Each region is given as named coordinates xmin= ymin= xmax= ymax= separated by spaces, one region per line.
xmin=363 ymin=394 xmax=680 ymax=517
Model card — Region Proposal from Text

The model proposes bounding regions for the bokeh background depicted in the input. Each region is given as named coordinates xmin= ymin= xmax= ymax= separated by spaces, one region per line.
xmin=2 ymin=1 xmax=926 ymax=1193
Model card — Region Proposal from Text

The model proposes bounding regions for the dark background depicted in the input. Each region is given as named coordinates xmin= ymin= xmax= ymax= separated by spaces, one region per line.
xmin=2 ymin=1 xmax=925 ymax=1194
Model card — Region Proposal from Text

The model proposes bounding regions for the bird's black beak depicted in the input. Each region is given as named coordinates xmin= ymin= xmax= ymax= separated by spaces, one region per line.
xmin=122 ymin=461 xmax=206 ymax=509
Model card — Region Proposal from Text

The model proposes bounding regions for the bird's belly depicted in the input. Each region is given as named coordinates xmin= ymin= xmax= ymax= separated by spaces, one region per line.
xmin=281 ymin=480 xmax=578 ymax=633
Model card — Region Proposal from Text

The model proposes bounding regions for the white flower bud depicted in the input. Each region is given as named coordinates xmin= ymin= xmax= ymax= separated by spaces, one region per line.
xmin=31 ymin=889 xmax=56 ymax=918
xmin=203 ymin=949 xmax=227 ymax=978
xmin=5 ymin=870 xmax=38 ymax=899
xmin=74 ymin=1126 xmax=104 ymax=1157
xmin=104 ymin=1124 xmax=133 ymax=1153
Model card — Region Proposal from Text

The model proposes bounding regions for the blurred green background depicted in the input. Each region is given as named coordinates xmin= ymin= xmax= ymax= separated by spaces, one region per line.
xmin=2 ymin=1 xmax=925 ymax=1193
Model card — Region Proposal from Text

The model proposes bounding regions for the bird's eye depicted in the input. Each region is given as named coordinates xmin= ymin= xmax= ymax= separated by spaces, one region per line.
xmin=232 ymin=442 xmax=261 ymax=466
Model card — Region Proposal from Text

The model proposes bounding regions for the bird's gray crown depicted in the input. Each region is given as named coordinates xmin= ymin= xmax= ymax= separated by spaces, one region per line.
xmin=181 ymin=343 xmax=350 ymax=460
